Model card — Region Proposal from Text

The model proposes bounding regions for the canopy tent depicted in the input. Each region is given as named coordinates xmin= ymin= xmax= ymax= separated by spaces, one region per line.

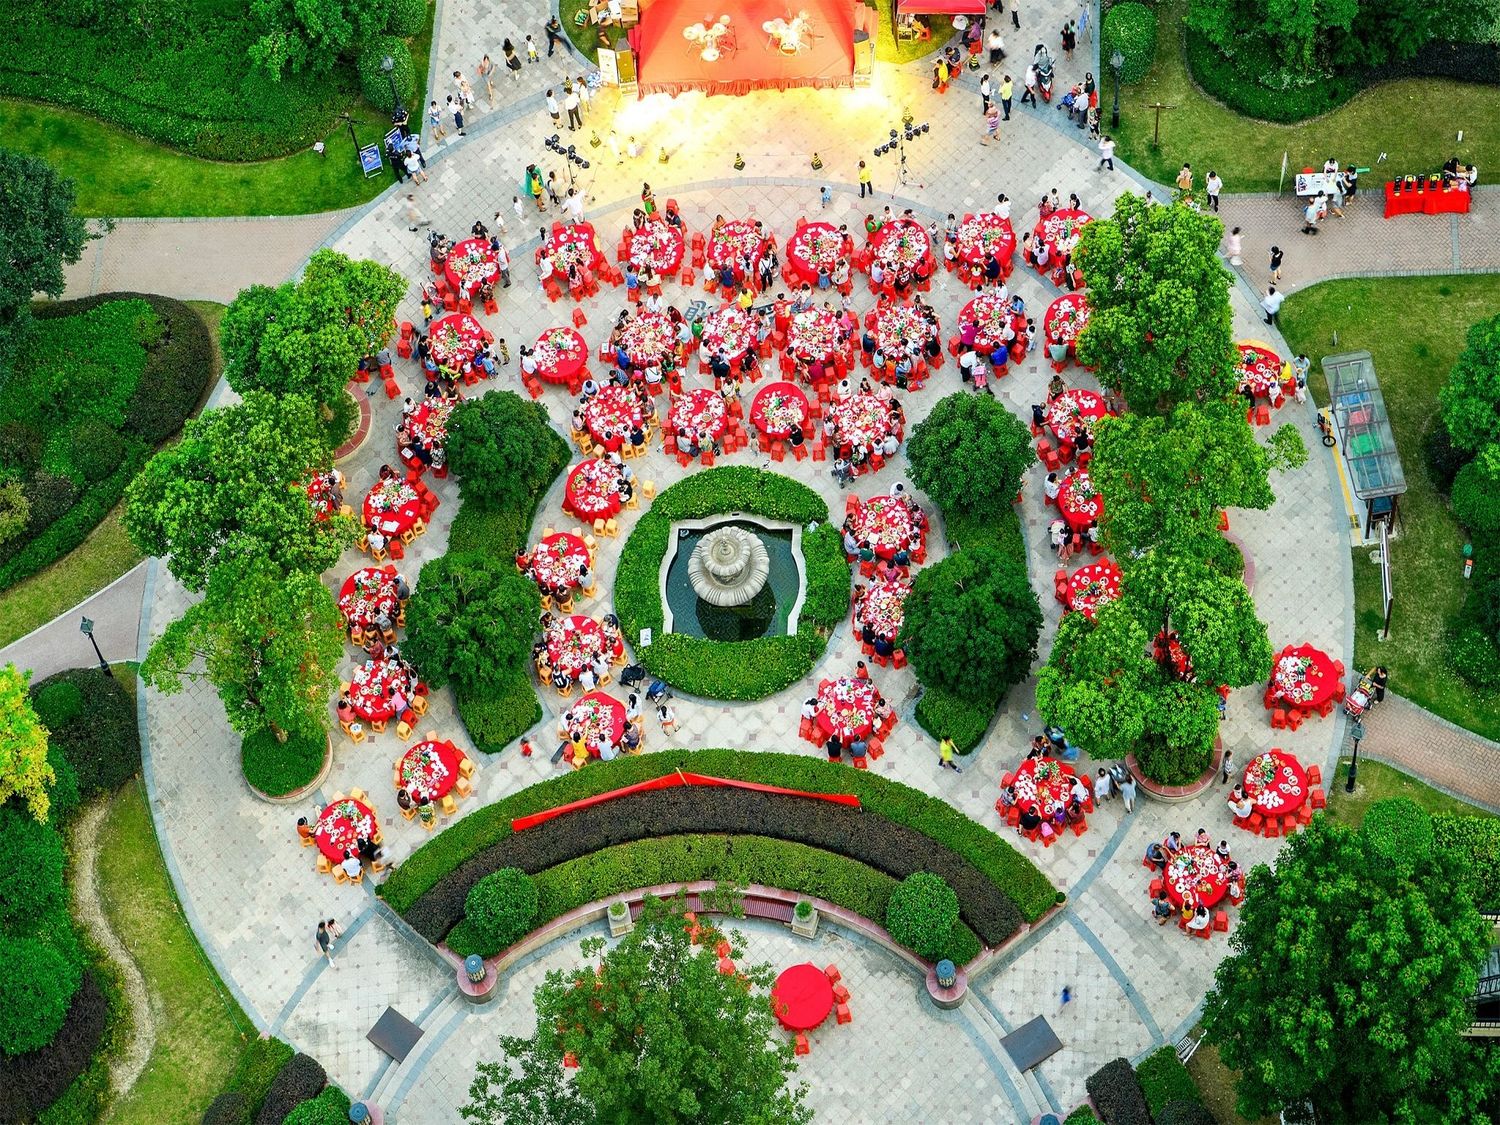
xmin=895 ymin=0 xmax=984 ymax=13
xmin=629 ymin=0 xmax=856 ymax=97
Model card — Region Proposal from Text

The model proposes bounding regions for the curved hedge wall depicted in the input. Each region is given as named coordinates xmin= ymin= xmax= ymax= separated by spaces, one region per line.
xmin=612 ymin=468 xmax=850 ymax=699
xmin=0 ymin=970 xmax=108 ymax=1123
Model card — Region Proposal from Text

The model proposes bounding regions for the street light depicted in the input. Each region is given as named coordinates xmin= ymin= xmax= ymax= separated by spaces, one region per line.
xmin=1110 ymin=50 xmax=1124 ymax=129
xmin=380 ymin=54 xmax=403 ymax=115
xmin=1345 ymin=717 xmax=1365 ymax=793
xmin=79 ymin=617 xmax=113 ymax=680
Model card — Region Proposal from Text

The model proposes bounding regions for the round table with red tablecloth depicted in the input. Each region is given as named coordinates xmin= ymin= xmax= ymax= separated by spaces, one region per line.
xmin=855 ymin=578 xmax=910 ymax=642
xmin=706 ymin=219 xmax=769 ymax=275
xmin=771 ymin=963 xmax=834 ymax=1031
xmin=533 ymin=327 xmax=588 ymax=386
xmin=348 ymin=657 xmax=414 ymax=722
xmin=445 ymin=237 xmax=500 ymax=296
xmin=314 ymin=797 xmax=379 ymax=863
xmin=848 ymin=494 xmax=924 ymax=560
xmin=526 ymin=532 xmax=591 ymax=592
xmin=750 ymin=382 xmax=809 ymax=439
xmin=1012 ymin=757 xmax=1076 ymax=816
xmin=306 ymin=476 xmax=339 ymax=521
xmin=875 ymin=301 xmax=938 ymax=358
xmin=785 ymin=307 xmax=843 ymax=365
xmin=560 ymin=691 xmax=627 ymax=755
xmin=363 ymin=478 xmax=425 ymax=536
xmin=814 ymin=676 xmax=880 ymax=742
xmin=399 ymin=400 xmax=456 ymax=470
xmin=582 ymin=386 xmax=643 ymax=452
xmin=619 ymin=311 xmax=678 ymax=369
xmin=1045 ymin=388 xmax=1108 ymax=448
xmin=1269 ymin=645 xmax=1340 ymax=710
xmin=544 ymin=615 xmax=618 ymax=682
xmin=1033 ymin=208 xmax=1093 ymax=271
xmin=667 ymin=389 xmax=728 ymax=445
xmin=955 ymin=211 xmax=1016 ymax=273
xmin=1242 ymin=749 xmax=1308 ymax=817
xmin=564 ymin=459 xmax=626 ymax=520
xmin=959 ymin=293 xmax=1025 ymax=354
xmin=825 ymin=394 xmax=900 ymax=457
xmin=1065 ymin=559 xmax=1121 ymax=619
xmin=1163 ymin=844 xmax=1230 ymax=910
xmin=545 ymin=222 xmax=605 ymax=275
xmin=1057 ymin=469 xmax=1104 ymax=533
xmin=427 ymin=312 xmax=487 ymax=367
xmin=1043 ymin=294 xmax=1090 ymax=356
xmin=397 ymin=739 xmax=464 ymax=803
xmin=866 ymin=217 xmax=933 ymax=284
xmin=625 ymin=218 xmax=685 ymax=275
xmin=1237 ymin=341 xmax=1286 ymax=399
xmin=700 ymin=304 xmax=756 ymax=362
xmin=338 ymin=566 xmax=402 ymax=631
xmin=787 ymin=221 xmax=846 ymax=286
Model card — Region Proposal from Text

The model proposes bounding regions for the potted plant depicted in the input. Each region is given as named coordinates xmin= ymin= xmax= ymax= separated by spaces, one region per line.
xmin=607 ymin=899 xmax=634 ymax=937
xmin=791 ymin=899 xmax=818 ymax=938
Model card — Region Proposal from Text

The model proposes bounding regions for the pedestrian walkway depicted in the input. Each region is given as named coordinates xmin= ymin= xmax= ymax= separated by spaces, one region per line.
xmin=0 ymin=562 xmax=146 ymax=680
xmin=1342 ymin=692 xmax=1500 ymax=815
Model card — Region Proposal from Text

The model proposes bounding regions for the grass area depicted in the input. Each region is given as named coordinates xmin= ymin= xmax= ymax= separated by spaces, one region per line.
xmin=560 ymin=0 xmax=603 ymax=63
xmin=1323 ymin=757 xmax=1496 ymax=829
xmin=1279 ymin=275 xmax=1500 ymax=743
xmin=1113 ymin=0 xmax=1500 ymax=191
xmin=96 ymin=778 xmax=255 ymax=1125
xmin=1185 ymin=1039 xmax=1276 ymax=1125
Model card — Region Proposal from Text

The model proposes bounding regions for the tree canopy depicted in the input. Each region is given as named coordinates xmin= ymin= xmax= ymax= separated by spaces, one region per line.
xmin=402 ymin=553 xmax=539 ymax=695
xmin=461 ymin=892 xmax=811 ymax=1125
xmin=1204 ymin=800 xmax=1500 ymax=1124
xmin=124 ymin=390 xmax=357 ymax=592
xmin=904 ymin=393 xmax=1035 ymax=517
xmin=1439 ymin=313 xmax=1500 ymax=455
xmin=0 ymin=664 xmax=54 ymax=823
xmin=249 ymin=0 xmax=397 ymax=76
xmin=1074 ymin=196 xmax=1238 ymax=415
xmin=446 ymin=391 xmax=573 ymax=514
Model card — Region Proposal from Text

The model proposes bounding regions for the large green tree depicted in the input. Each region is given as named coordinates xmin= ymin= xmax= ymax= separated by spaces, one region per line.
xmin=1122 ymin=552 xmax=1272 ymax=690
xmin=402 ymin=554 xmax=539 ymax=694
xmin=0 ymin=664 xmax=54 ymax=823
xmin=124 ymin=390 xmax=358 ymax=592
xmin=905 ymin=393 xmax=1034 ymax=517
xmin=248 ymin=0 xmax=396 ymax=76
xmin=1438 ymin=313 xmax=1500 ymax=455
xmin=0 ymin=149 xmax=93 ymax=377
xmin=446 ymin=391 xmax=572 ymax=515
xmin=1075 ymin=196 xmax=1238 ymax=415
xmin=1204 ymin=800 xmax=1500 ymax=1124
xmin=462 ymin=892 xmax=811 ymax=1125
xmin=141 ymin=555 xmax=344 ymax=740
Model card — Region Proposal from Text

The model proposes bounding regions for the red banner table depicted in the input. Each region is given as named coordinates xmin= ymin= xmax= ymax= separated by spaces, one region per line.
xmin=564 ymin=459 xmax=625 ymax=520
xmin=427 ymin=312 xmax=487 ymax=367
xmin=1163 ymin=843 xmax=1230 ymax=910
xmin=545 ymin=221 xmax=605 ymax=274
xmin=399 ymin=400 xmax=455 ymax=470
xmin=560 ymin=691 xmax=626 ymax=755
xmin=397 ymin=739 xmax=463 ymax=803
xmin=848 ymin=494 xmax=923 ymax=560
xmin=1057 ymin=469 xmax=1104 ymax=533
xmin=1045 ymin=388 xmax=1107 ymax=448
xmin=855 ymin=577 xmax=910 ymax=642
xmin=771 ymin=964 xmax=835 ymax=1031
xmin=875 ymin=301 xmax=938 ymax=358
xmin=1383 ymin=181 xmax=1471 ymax=218
xmin=1065 ymin=559 xmax=1121 ymax=619
xmin=1270 ymin=644 xmax=1340 ymax=710
xmin=787 ymin=221 xmax=845 ymax=286
xmin=1013 ymin=757 xmax=1076 ymax=816
xmin=619 ymin=311 xmax=677 ymax=368
xmin=866 ymin=217 xmax=933 ymax=284
xmin=444 ymin=237 xmax=499 ymax=296
xmin=624 ymin=218 xmax=685 ymax=275
xmin=363 ymin=478 xmax=424 ymax=536
xmin=750 ymin=381 xmax=809 ymax=439
xmin=1242 ymin=749 xmax=1308 ymax=817
xmin=526 ymin=532 xmax=591 ymax=592
xmin=699 ymin=303 xmax=756 ymax=362
xmin=315 ymin=797 xmax=378 ymax=863
xmin=706 ymin=219 xmax=769 ymax=274
xmin=338 ymin=566 xmax=402 ymax=631
xmin=954 ymin=211 xmax=1016 ymax=273
xmin=1237 ymin=341 xmax=1286 ymax=399
xmin=1043 ymin=293 xmax=1090 ymax=358
xmin=959 ymin=293 xmax=1025 ymax=353
xmin=667 ymin=388 xmax=729 ymax=445
xmin=785 ymin=307 xmax=843 ymax=365
xmin=348 ymin=656 xmax=414 ymax=722
xmin=814 ymin=676 xmax=880 ymax=742
xmin=582 ymin=386 xmax=643 ymax=452
xmin=825 ymin=393 xmax=900 ymax=458
xmin=1033 ymin=208 xmax=1093 ymax=271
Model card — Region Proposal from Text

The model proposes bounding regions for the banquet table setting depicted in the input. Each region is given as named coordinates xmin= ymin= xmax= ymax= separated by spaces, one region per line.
xmin=1064 ymin=559 xmax=1121 ymax=619
xmin=867 ymin=217 xmax=933 ymax=284
xmin=305 ymin=475 xmax=340 ymax=521
xmin=1163 ymin=844 xmax=1230 ymax=910
xmin=533 ymin=326 xmax=589 ymax=386
xmin=855 ymin=577 xmax=910 ymax=642
xmin=427 ymin=312 xmax=487 ymax=367
xmin=399 ymin=399 xmax=455 ymax=469
xmin=560 ymin=691 xmax=627 ymax=756
xmin=526 ymin=531 xmax=592 ymax=592
xmin=787 ymin=221 xmax=847 ymax=285
xmin=700 ymin=303 xmax=757 ymax=362
xmin=544 ymin=614 xmax=620 ymax=683
xmin=1033 ymin=208 xmax=1093 ymax=267
xmin=619 ymin=310 xmax=678 ymax=368
xmin=1043 ymin=294 xmax=1090 ymax=359
xmin=814 ymin=676 xmax=881 ymax=742
xmin=396 ymin=738 xmax=465 ymax=803
xmin=771 ymin=963 xmax=835 ymax=1031
xmin=1057 ymin=469 xmax=1104 ymax=532
xmin=959 ymin=293 xmax=1026 ymax=353
xmin=707 ymin=219 xmax=769 ymax=273
xmin=444 ymin=237 xmax=500 ymax=296
xmin=314 ymin=796 xmax=379 ymax=863
xmin=954 ymin=211 xmax=1016 ymax=272
xmin=1011 ymin=757 xmax=1077 ymax=816
xmin=546 ymin=221 xmax=605 ymax=275
xmin=825 ymin=394 xmax=900 ymax=457
xmin=348 ymin=656 xmax=414 ymax=722
xmin=847 ymin=493 xmax=924 ymax=559
xmin=581 ymin=385 xmax=643 ymax=451
xmin=1045 ymin=388 xmax=1108 ymax=447
xmin=625 ymin=218 xmax=685 ymax=275
xmin=1268 ymin=644 xmax=1341 ymax=711
xmin=338 ymin=566 xmax=403 ymax=632
xmin=750 ymin=381 xmax=810 ymax=438
xmin=564 ymin=458 xmax=628 ymax=520
xmin=1237 ymin=341 xmax=1288 ymax=400
xmin=785 ymin=307 xmax=843 ymax=365
xmin=1241 ymin=749 xmax=1308 ymax=817
xmin=875 ymin=301 xmax=937 ymax=358
xmin=363 ymin=478 xmax=425 ymax=536
xmin=667 ymin=388 xmax=729 ymax=444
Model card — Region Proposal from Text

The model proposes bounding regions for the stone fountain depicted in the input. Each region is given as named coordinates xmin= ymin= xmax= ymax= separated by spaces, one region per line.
xmin=687 ymin=524 xmax=771 ymax=607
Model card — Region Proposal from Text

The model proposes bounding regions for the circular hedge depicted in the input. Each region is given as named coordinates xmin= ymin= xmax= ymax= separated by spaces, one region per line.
xmin=0 ymin=937 xmax=74 ymax=1055
xmin=32 ymin=680 xmax=84 ymax=729
xmin=241 ymin=728 xmax=327 ymax=797
xmin=612 ymin=467 xmax=851 ymax=700
xmin=885 ymin=872 xmax=961 ymax=962
xmin=29 ymin=667 xmax=141 ymax=797
xmin=70 ymin=418 xmax=126 ymax=484
xmin=386 ymin=0 xmax=428 ymax=36
xmin=1102 ymin=2 xmax=1157 ymax=85
xmin=460 ymin=868 xmax=539 ymax=956
xmin=357 ymin=37 xmax=417 ymax=115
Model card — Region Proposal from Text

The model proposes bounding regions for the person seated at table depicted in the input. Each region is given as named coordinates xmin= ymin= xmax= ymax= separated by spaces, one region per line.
xmin=336 ymin=692 xmax=356 ymax=725
xmin=1443 ymin=155 xmax=1461 ymax=181
xmin=1151 ymin=890 xmax=1174 ymax=926
xmin=297 ymin=816 xmax=315 ymax=842
xmin=1026 ymin=735 xmax=1048 ymax=761
xmin=1186 ymin=906 xmax=1212 ymax=933
xmin=1017 ymin=806 xmax=1043 ymax=834
xmin=1225 ymin=861 xmax=1245 ymax=902
xmin=1215 ymin=839 xmax=1232 ymax=863
xmin=396 ymin=788 xmax=413 ymax=813
xmin=598 ymin=735 xmax=620 ymax=762
xmin=1144 ymin=841 xmax=1168 ymax=870
xmin=550 ymin=667 xmax=571 ymax=692
xmin=1195 ymin=827 xmax=1211 ymax=848
xmin=831 ymin=457 xmax=854 ymax=487
xmin=1048 ymin=519 xmax=1068 ymax=555
xmin=367 ymin=529 xmax=389 ymax=557
xmin=874 ymin=698 xmax=893 ymax=726
xmin=1065 ymin=799 xmax=1086 ymax=826
xmin=873 ymin=634 xmax=895 ymax=659
xmin=357 ymin=836 xmax=382 ymax=864
xmin=1163 ymin=831 xmax=1184 ymax=856
xmin=340 ymin=850 xmax=363 ymax=879
xmin=1069 ymin=775 xmax=1090 ymax=805
xmin=996 ymin=784 xmax=1017 ymax=810
xmin=365 ymin=633 xmax=386 ymax=661
xmin=578 ymin=665 xmax=598 ymax=692
xmin=1227 ymin=787 xmax=1254 ymax=819
xmin=387 ymin=683 xmax=409 ymax=718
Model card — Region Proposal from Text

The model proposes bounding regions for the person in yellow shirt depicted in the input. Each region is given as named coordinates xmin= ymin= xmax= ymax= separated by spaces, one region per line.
xmin=999 ymin=74 xmax=1014 ymax=119
xmin=938 ymin=736 xmax=962 ymax=773
xmin=858 ymin=159 xmax=872 ymax=198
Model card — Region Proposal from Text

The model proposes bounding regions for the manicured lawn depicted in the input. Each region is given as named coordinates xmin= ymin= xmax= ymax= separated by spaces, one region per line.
xmin=96 ymin=778 xmax=255 ymax=1125
xmin=1279 ymin=275 xmax=1500 ymax=743
xmin=1323 ymin=757 xmax=1497 ymax=829
xmin=1112 ymin=0 xmax=1500 ymax=192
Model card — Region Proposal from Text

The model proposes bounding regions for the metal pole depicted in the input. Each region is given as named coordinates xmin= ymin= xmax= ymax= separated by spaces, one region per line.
xmin=1345 ymin=719 xmax=1363 ymax=793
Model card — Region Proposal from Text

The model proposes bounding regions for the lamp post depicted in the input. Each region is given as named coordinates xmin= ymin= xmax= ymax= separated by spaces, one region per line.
xmin=380 ymin=55 xmax=403 ymax=115
xmin=79 ymin=617 xmax=113 ymax=680
xmin=1344 ymin=717 xmax=1364 ymax=794
xmin=1110 ymin=50 xmax=1123 ymax=129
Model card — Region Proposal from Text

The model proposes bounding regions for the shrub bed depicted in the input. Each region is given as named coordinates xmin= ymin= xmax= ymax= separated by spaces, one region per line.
xmin=0 ymin=971 xmax=107 ymax=1124
xmin=1085 ymin=1056 xmax=1150 ymax=1125
xmin=914 ymin=685 xmax=994 ymax=754
xmin=455 ymin=868 xmax=539 ymax=957
xmin=27 ymin=668 xmax=141 ymax=797
xmin=1102 ymin=3 xmax=1158 ymax=85
xmin=1183 ymin=26 xmax=1362 ymax=122
xmin=1433 ymin=814 xmax=1500 ymax=911
xmin=456 ymin=670 xmax=544 ymax=756
xmin=216 ymin=1036 xmax=295 ymax=1124
xmin=254 ymin=1053 xmax=327 ymax=1125
xmin=1135 ymin=1045 xmax=1201 ymax=1116
xmin=885 ymin=872 xmax=961 ymax=962
xmin=1063 ymin=1108 xmax=1102 ymax=1125
xmin=240 ymin=728 xmax=327 ymax=797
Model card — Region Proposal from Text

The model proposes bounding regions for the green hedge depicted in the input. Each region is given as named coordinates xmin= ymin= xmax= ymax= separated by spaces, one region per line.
xmin=240 ymin=729 xmax=326 ymax=798
xmin=1183 ymin=26 xmax=1363 ymax=122
xmin=357 ymin=36 xmax=418 ymax=115
xmin=1103 ymin=3 xmax=1158 ymax=85
xmin=1063 ymin=1108 xmax=1102 ymax=1125
xmin=448 ymin=834 xmax=984 ymax=965
xmin=215 ymin=1037 xmax=295 ymax=1124
xmin=379 ymin=748 xmax=1057 ymax=922
xmin=1086 ymin=1057 xmax=1150 ymax=1125
xmin=914 ymin=685 xmax=994 ymax=754
xmin=28 ymin=668 xmax=141 ymax=798
xmin=1433 ymin=814 xmax=1500 ymax=911
xmin=1135 ymin=1046 xmax=1201 ymax=1116
xmin=456 ymin=671 xmax=543 ymax=756
xmin=885 ymin=872 xmax=961 ymax=962
xmin=458 ymin=868 xmax=539 ymax=957
xmin=612 ymin=468 xmax=848 ymax=699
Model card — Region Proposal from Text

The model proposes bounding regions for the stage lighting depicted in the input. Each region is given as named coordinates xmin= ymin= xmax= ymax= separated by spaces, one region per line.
xmin=920 ymin=122 xmax=930 ymax=134
xmin=581 ymin=160 xmax=590 ymax=169
xmin=889 ymin=129 xmax=898 ymax=139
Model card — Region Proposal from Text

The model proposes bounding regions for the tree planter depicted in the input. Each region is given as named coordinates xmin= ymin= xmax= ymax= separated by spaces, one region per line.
xmin=1126 ymin=736 xmax=1224 ymax=804
xmin=244 ymin=733 xmax=333 ymax=805
xmin=790 ymin=901 xmax=819 ymax=938
xmin=607 ymin=900 xmax=634 ymax=937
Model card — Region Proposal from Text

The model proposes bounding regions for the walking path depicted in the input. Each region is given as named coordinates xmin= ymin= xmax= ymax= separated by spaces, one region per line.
xmin=1 ymin=562 xmax=147 ymax=680
xmin=1343 ymin=692 xmax=1500 ymax=815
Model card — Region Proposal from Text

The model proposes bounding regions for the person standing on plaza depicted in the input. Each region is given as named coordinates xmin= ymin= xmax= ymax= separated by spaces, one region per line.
xmin=1220 ymin=746 xmax=1234 ymax=784
xmin=1021 ymin=62 xmax=1038 ymax=106
xmin=453 ymin=70 xmax=475 ymax=109
xmin=1011 ymin=0 xmax=1020 ymax=29
xmin=576 ymin=75 xmax=591 ymax=118
xmin=858 ymin=160 xmax=872 ymax=197
xmin=1269 ymin=244 xmax=1284 ymax=281
xmin=1261 ymin=285 xmax=1285 ymax=326
xmin=1118 ymin=772 xmax=1137 ymax=812
xmin=503 ymin=39 xmax=523 ymax=79
xmin=999 ymin=73 xmax=1013 ymax=118
xmin=545 ymin=15 xmax=566 ymax=56
xmin=981 ymin=103 xmax=1001 ymax=145
xmin=1205 ymin=170 xmax=1223 ymax=212
xmin=565 ymin=86 xmax=582 ymax=130
xmin=315 ymin=921 xmax=336 ymax=968
xmin=477 ymin=55 xmax=496 ymax=106
xmin=447 ymin=94 xmax=466 ymax=137
xmin=1061 ymin=19 xmax=1076 ymax=60
xmin=1097 ymin=134 xmax=1114 ymax=170
xmin=1176 ymin=163 xmax=1193 ymax=193
xmin=545 ymin=89 xmax=562 ymax=127
xmin=938 ymin=735 xmax=962 ymax=772
xmin=988 ymin=25 xmax=1005 ymax=63
xmin=1225 ymin=225 xmax=1243 ymax=266
xmin=980 ymin=72 xmax=993 ymax=113
xmin=1301 ymin=197 xmax=1320 ymax=234
xmin=426 ymin=99 xmax=447 ymax=140
xmin=405 ymin=195 xmax=431 ymax=232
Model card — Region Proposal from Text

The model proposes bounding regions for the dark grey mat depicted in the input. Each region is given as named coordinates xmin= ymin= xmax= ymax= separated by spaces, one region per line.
xmin=367 ymin=1007 xmax=423 ymax=1062
xmin=1001 ymin=1015 xmax=1064 ymax=1071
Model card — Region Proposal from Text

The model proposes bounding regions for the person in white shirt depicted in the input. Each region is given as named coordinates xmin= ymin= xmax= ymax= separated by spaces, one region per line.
xmin=1186 ymin=906 xmax=1212 ymax=932
xmin=994 ymin=193 xmax=1011 ymax=220
xmin=1227 ymin=788 xmax=1254 ymax=819
xmin=881 ymin=433 xmax=900 ymax=458
xmin=1093 ymin=768 xmax=1113 ymax=802
xmin=340 ymin=852 xmax=363 ymax=879
xmin=579 ymin=666 xmax=597 ymax=691
xmin=1097 ymin=135 xmax=1115 ymax=171
xmin=1043 ymin=472 xmax=1062 ymax=503
xmin=1261 ymin=286 xmax=1285 ymax=326
xmin=1224 ymin=225 xmax=1243 ymax=266
xmin=1069 ymin=776 xmax=1090 ymax=805
xmin=800 ymin=696 xmax=818 ymax=720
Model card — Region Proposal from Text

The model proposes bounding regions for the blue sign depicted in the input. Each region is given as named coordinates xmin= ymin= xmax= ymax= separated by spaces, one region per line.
xmin=359 ymin=144 xmax=384 ymax=178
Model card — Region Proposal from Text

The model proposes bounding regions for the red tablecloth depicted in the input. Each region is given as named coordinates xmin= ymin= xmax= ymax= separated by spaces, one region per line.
xmin=363 ymin=479 xmax=424 ymax=536
xmin=771 ymin=963 xmax=834 ymax=1031
xmin=399 ymin=400 xmax=455 ymax=470
xmin=867 ymin=217 xmax=933 ymax=283
xmin=848 ymin=494 xmax=922 ymax=559
xmin=619 ymin=311 xmax=677 ymax=368
xmin=338 ymin=566 xmax=401 ymax=631
xmin=527 ymin=532 xmax=591 ymax=592
xmin=1012 ymin=757 xmax=1076 ymax=816
xmin=1065 ymin=559 xmax=1121 ymax=619
xmin=564 ymin=459 xmax=625 ymax=520
xmin=533 ymin=327 xmax=588 ymax=385
xmin=875 ymin=301 xmax=937 ymax=357
xmin=545 ymin=614 xmax=616 ymax=681
xmin=561 ymin=691 xmax=626 ymax=755
xmin=667 ymin=388 xmax=728 ymax=443
xmin=582 ymin=386 xmax=643 ymax=451
xmin=1045 ymin=389 xmax=1108 ymax=447
xmin=855 ymin=577 xmax=910 ymax=642
xmin=445 ymin=237 xmax=499 ymax=296
xmin=700 ymin=304 xmax=756 ymax=361
xmin=1383 ymin=181 xmax=1471 ymax=218
xmin=545 ymin=221 xmax=605 ymax=274
xmin=825 ymin=393 xmax=899 ymax=456
xmin=786 ymin=307 xmax=842 ymax=364
xmin=787 ymin=221 xmax=845 ymax=285
xmin=1237 ymin=342 xmax=1285 ymax=398
xmin=428 ymin=312 xmax=487 ymax=367
xmin=955 ymin=211 xmax=1016 ymax=272
xmin=306 ymin=476 xmax=338 ymax=521
xmin=1164 ymin=843 xmax=1229 ymax=910
xmin=625 ymin=218 xmax=685 ymax=274
xmin=1270 ymin=644 xmax=1340 ymax=710
xmin=959 ymin=293 xmax=1025 ymax=353
xmin=1033 ymin=208 xmax=1093 ymax=270
xmin=1057 ymin=470 xmax=1103 ymax=533
xmin=348 ymin=657 xmax=413 ymax=722
xmin=397 ymin=739 xmax=463 ymax=803
xmin=1242 ymin=749 xmax=1308 ymax=816
xmin=815 ymin=676 xmax=879 ymax=742
xmin=750 ymin=381 xmax=809 ymax=438
xmin=1043 ymin=293 xmax=1090 ymax=354
xmin=706 ymin=219 xmax=768 ymax=273
xmin=314 ymin=797 xmax=378 ymax=863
